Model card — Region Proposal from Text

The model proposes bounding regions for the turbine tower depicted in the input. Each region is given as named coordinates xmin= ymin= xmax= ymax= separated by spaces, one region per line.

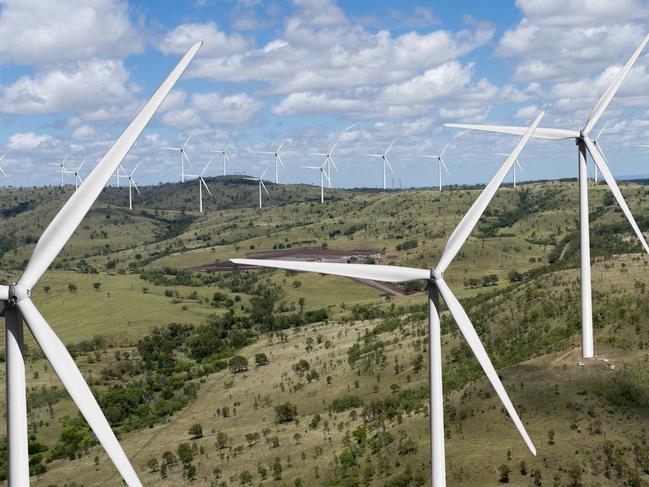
xmin=232 ymin=111 xmax=546 ymax=487
xmin=364 ymin=140 xmax=395 ymax=190
xmin=445 ymin=33 xmax=649 ymax=359
xmin=309 ymin=125 xmax=355 ymax=189
xmin=303 ymin=163 xmax=329 ymax=203
xmin=255 ymin=139 xmax=288 ymax=184
xmin=0 ymin=40 xmax=202 ymax=487
xmin=186 ymin=159 xmax=214 ymax=212
xmin=163 ymin=135 xmax=193 ymax=182
xmin=243 ymin=166 xmax=269 ymax=208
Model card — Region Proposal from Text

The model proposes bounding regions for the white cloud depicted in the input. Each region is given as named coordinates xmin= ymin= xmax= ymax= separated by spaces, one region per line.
xmin=0 ymin=0 xmax=143 ymax=66
xmin=159 ymin=22 xmax=253 ymax=57
xmin=0 ymin=59 xmax=137 ymax=116
xmin=161 ymin=91 xmax=262 ymax=127
xmin=7 ymin=132 xmax=56 ymax=150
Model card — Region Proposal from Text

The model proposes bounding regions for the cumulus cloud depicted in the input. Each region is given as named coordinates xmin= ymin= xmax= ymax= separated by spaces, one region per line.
xmin=0 ymin=0 xmax=143 ymax=66
xmin=159 ymin=22 xmax=253 ymax=57
xmin=7 ymin=132 xmax=57 ymax=151
xmin=161 ymin=91 xmax=262 ymax=127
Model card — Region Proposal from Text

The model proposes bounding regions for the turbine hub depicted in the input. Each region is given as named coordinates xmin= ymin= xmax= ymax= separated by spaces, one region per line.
xmin=432 ymin=269 xmax=442 ymax=281
xmin=8 ymin=283 xmax=29 ymax=305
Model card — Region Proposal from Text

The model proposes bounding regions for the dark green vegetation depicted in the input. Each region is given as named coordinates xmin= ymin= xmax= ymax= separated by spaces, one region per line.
xmin=0 ymin=178 xmax=649 ymax=485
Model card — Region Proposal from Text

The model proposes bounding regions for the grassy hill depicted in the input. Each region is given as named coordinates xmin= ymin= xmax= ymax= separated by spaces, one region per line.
xmin=0 ymin=178 xmax=649 ymax=485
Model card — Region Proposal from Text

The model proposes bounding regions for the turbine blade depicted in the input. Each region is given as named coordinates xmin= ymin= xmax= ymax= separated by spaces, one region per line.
xmin=0 ymin=151 xmax=8 ymax=163
xmin=364 ymin=153 xmax=382 ymax=158
xmin=435 ymin=278 xmax=536 ymax=455
xmin=516 ymin=159 xmax=524 ymax=172
xmin=131 ymin=160 xmax=142 ymax=176
xmin=183 ymin=151 xmax=193 ymax=166
xmin=17 ymin=41 xmax=203 ymax=290
xmin=385 ymin=139 xmax=396 ymax=155
xmin=17 ymin=298 xmax=143 ymax=486
xmin=201 ymin=160 xmax=211 ymax=176
xmin=0 ymin=167 xmax=7 ymax=177
xmin=329 ymin=156 xmax=339 ymax=172
xmin=132 ymin=179 xmax=141 ymax=195
xmin=161 ymin=147 xmax=180 ymax=151
xmin=277 ymin=154 xmax=286 ymax=169
xmin=260 ymin=166 xmax=269 ymax=179
xmin=419 ymin=155 xmax=437 ymax=159
xmin=444 ymin=123 xmax=578 ymax=140
xmin=584 ymin=136 xmax=649 ymax=255
xmin=440 ymin=157 xmax=450 ymax=175
xmin=438 ymin=111 xmax=545 ymax=273
xmin=595 ymin=120 xmax=609 ymax=141
xmin=182 ymin=134 xmax=192 ymax=150
xmin=439 ymin=141 xmax=452 ymax=157
xmin=224 ymin=140 xmax=232 ymax=152
xmin=201 ymin=178 xmax=213 ymax=197
xmin=230 ymin=259 xmax=430 ymax=283
xmin=260 ymin=179 xmax=269 ymax=195
xmin=0 ymin=284 xmax=8 ymax=301
xmin=584 ymin=33 xmax=649 ymax=134
xmin=385 ymin=156 xmax=394 ymax=173
xmin=277 ymin=138 xmax=288 ymax=153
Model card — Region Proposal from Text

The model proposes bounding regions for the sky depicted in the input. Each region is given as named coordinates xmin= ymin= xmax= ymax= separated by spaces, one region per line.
xmin=1 ymin=0 xmax=649 ymax=189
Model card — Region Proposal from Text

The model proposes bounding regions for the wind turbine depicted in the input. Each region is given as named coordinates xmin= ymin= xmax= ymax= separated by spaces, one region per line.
xmin=72 ymin=159 xmax=86 ymax=190
xmin=0 ymin=41 xmax=201 ymax=487
xmin=232 ymin=112 xmax=545 ymax=487
xmin=255 ymin=139 xmax=288 ymax=184
xmin=121 ymin=161 xmax=142 ymax=211
xmin=163 ymin=135 xmax=193 ymax=182
xmin=0 ymin=151 xmax=10 ymax=177
xmin=302 ymin=163 xmax=329 ymax=203
xmin=49 ymin=154 xmax=73 ymax=187
xmin=445 ymin=33 xmax=649 ymax=359
xmin=186 ymin=159 xmax=214 ymax=212
xmin=419 ymin=137 xmax=456 ymax=190
xmin=215 ymin=140 xmax=233 ymax=176
xmin=243 ymin=167 xmax=269 ymax=208
xmin=496 ymin=152 xmax=524 ymax=188
xmin=309 ymin=125 xmax=355 ymax=189
xmin=364 ymin=140 xmax=395 ymax=190
xmin=592 ymin=121 xmax=610 ymax=183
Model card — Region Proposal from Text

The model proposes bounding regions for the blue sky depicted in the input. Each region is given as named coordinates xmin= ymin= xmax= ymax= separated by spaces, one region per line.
xmin=1 ymin=0 xmax=649 ymax=189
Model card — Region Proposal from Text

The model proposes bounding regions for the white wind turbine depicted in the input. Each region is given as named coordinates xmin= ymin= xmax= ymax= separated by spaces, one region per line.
xmin=592 ymin=121 xmax=610 ymax=183
xmin=255 ymin=139 xmax=288 ymax=184
xmin=496 ymin=152 xmax=524 ymax=188
xmin=186 ymin=159 xmax=214 ymax=213
xmin=0 ymin=41 xmax=201 ymax=487
xmin=49 ymin=154 xmax=73 ymax=187
xmin=446 ymin=33 xmax=649 ymax=359
xmin=215 ymin=140 xmax=234 ymax=176
xmin=163 ymin=135 xmax=193 ymax=182
xmin=0 ymin=151 xmax=10 ymax=177
xmin=233 ymin=112 xmax=545 ymax=487
xmin=419 ymin=136 xmax=457 ymax=190
xmin=364 ymin=139 xmax=395 ymax=190
xmin=243 ymin=166 xmax=269 ymax=208
xmin=121 ymin=161 xmax=142 ymax=211
xmin=72 ymin=159 xmax=86 ymax=190
xmin=302 ymin=163 xmax=329 ymax=203
xmin=310 ymin=125 xmax=355 ymax=189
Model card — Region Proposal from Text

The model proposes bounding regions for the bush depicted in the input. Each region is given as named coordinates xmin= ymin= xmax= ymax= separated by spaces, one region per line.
xmin=274 ymin=402 xmax=298 ymax=423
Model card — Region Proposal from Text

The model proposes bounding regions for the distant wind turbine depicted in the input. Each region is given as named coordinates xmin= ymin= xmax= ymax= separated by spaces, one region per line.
xmin=186 ymin=159 xmax=214 ymax=213
xmin=49 ymin=154 xmax=73 ymax=187
xmin=496 ymin=152 xmax=524 ymax=187
xmin=215 ymin=140 xmax=234 ymax=176
xmin=72 ymin=159 xmax=86 ymax=190
xmin=255 ymin=139 xmax=288 ymax=184
xmin=243 ymin=167 xmax=269 ymax=208
xmin=364 ymin=140 xmax=395 ymax=190
xmin=446 ymin=33 xmax=649 ymax=359
xmin=419 ymin=136 xmax=460 ymax=190
xmin=0 ymin=151 xmax=10 ymax=177
xmin=303 ymin=163 xmax=329 ymax=203
xmin=163 ymin=135 xmax=193 ymax=182
xmin=120 ymin=161 xmax=141 ymax=211
xmin=232 ymin=112 xmax=546 ymax=487
xmin=310 ymin=125 xmax=355 ymax=189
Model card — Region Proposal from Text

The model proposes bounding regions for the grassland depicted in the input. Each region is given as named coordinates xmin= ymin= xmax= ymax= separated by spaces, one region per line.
xmin=0 ymin=178 xmax=649 ymax=485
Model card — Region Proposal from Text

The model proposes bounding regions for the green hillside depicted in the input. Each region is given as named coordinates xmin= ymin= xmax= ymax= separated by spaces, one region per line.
xmin=0 ymin=178 xmax=649 ymax=486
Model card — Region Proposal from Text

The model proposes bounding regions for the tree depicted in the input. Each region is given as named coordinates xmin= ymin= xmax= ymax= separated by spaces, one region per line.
xmin=239 ymin=470 xmax=253 ymax=485
xmin=547 ymin=429 xmax=555 ymax=445
xmin=498 ymin=464 xmax=511 ymax=483
xmin=177 ymin=442 xmax=193 ymax=466
xmin=185 ymin=463 xmax=196 ymax=481
xmin=567 ymin=462 xmax=583 ymax=487
xmin=293 ymin=359 xmax=310 ymax=375
xmin=68 ymin=283 xmax=77 ymax=292
xmin=189 ymin=423 xmax=203 ymax=439
xmin=293 ymin=433 xmax=302 ymax=445
xmin=43 ymin=285 xmax=50 ymax=294
xmin=274 ymin=402 xmax=298 ymax=423
xmin=147 ymin=458 xmax=159 ymax=473
xmin=93 ymin=282 xmax=102 ymax=292
xmin=229 ymin=355 xmax=249 ymax=373
xmin=272 ymin=457 xmax=283 ymax=480
xmin=508 ymin=270 xmax=523 ymax=283
xmin=215 ymin=432 xmax=229 ymax=450
xmin=255 ymin=353 xmax=269 ymax=366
